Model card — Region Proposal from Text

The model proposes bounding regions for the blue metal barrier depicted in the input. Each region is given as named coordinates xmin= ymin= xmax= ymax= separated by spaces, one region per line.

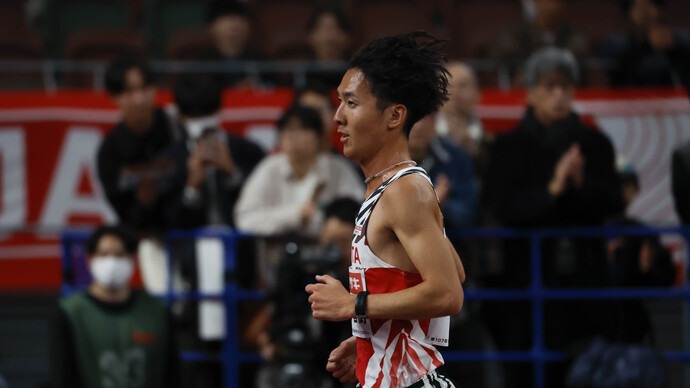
xmin=61 ymin=225 xmax=690 ymax=388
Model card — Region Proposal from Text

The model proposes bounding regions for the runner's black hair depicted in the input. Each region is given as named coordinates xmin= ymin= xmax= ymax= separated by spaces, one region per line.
xmin=349 ymin=31 xmax=449 ymax=137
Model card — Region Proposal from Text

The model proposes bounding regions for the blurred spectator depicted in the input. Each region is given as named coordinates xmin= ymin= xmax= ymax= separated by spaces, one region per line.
xmin=293 ymin=80 xmax=341 ymax=152
xmin=305 ymin=8 xmax=353 ymax=88
xmin=599 ymin=0 xmax=690 ymax=91
xmin=436 ymin=62 xmax=491 ymax=161
xmin=96 ymin=56 xmax=181 ymax=235
xmin=436 ymin=62 xmax=495 ymax=220
xmin=51 ymin=225 xmax=177 ymax=388
xmin=435 ymin=62 xmax=503 ymax=287
xmin=488 ymin=47 xmax=623 ymax=241
xmin=671 ymin=139 xmax=690 ymax=224
xmin=492 ymin=0 xmax=589 ymax=86
xmin=249 ymin=198 xmax=358 ymax=388
xmin=485 ymin=47 xmax=624 ymax=387
xmin=234 ymin=105 xmax=364 ymax=238
xmin=409 ymin=115 xmax=477 ymax=229
xmin=608 ymin=158 xmax=676 ymax=286
xmin=202 ymin=0 xmax=265 ymax=86
xmin=307 ymin=8 xmax=352 ymax=62
xmin=159 ymin=72 xmax=264 ymax=229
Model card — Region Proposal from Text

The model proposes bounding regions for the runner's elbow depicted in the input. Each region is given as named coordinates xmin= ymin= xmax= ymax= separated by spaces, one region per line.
xmin=437 ymin=290 xmax=462 ymax=316
xmin=446 ymin=293 xmax=463 ymax=316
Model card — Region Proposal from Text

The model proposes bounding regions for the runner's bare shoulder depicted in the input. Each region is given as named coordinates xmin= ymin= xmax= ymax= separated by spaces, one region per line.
xmin=377 ymin=174 xmax=442 ymax=229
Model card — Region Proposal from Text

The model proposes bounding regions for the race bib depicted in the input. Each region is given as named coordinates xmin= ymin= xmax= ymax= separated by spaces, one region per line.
xmin=425 ymin=316 xmax=450 ymax=347
xmin=349 ymin=266 xmax=373 ymax=338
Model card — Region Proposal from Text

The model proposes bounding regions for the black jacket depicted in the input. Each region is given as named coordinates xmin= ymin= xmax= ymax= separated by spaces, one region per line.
xmin=488 ymin=107 xmax=624 ymax=229
xmin=96 ymin=109 xmax=180 ymax=233
xmin=486 ymin=107 xmax=624 ymax=288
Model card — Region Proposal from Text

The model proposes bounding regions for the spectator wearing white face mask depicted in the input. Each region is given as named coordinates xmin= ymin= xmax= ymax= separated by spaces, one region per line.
xmin=51 ymin=226 xmax=178 ymax=388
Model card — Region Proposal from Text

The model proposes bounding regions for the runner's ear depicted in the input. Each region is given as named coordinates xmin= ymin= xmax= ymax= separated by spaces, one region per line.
xmin=387 ymin=104 xmax=407 ymax=131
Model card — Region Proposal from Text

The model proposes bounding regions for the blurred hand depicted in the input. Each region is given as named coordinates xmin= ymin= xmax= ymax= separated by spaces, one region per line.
xmin=639 ymin=240 xmax=654 ymax=273
xmin=568 ymin=145 xmax=585 ymax=189
xmin=606 ymin=237 xmax=624 ymax=262
xmin=649 ymin=24 xmax=674 ymax=51
xmin=326 ymin=337 xmax=357 ymax=383
xmin=208 ymin=140 xmax=235 ymax=174
xmin=257 ymin=332 xmax=275 ymax=361
xmin=549 ymin=144 xmax=584 ymax=196
xmin=300 ymin=201 xmax=317 ymax=226
xmin=136 ymin=177 xmax=157 ymax=206
xmin=300 ymin=184 xmax=325 ymax=225
xmin=186 ymin=142 xmax=209 ymax=189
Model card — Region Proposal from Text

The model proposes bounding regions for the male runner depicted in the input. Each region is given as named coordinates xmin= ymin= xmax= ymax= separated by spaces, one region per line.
xmin=305 ymin=32 xmax=466 ymax=388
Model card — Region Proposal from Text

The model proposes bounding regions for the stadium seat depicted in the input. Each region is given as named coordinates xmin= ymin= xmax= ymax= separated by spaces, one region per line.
xmin=584 ymin=67 xmax=610 ymax=88
xmin=270 ymin=42 xmax=313 ymax=61
xmin=146 ymin=0 xmax=209 ymax=59
xmin=345 ymin=0 xmax=437 ymax=51
xmin=46 ymin=0 xmax=130 ymax=58
xmin=252 ymin=0 xmax=319 ymax=60
xmin=0 ymin=6 xmax=28 ymax=33
xmin=0 ymin=29 xmax=45 ymax=89
xmin=0 ymin=29 xmax=45 ymax=60
xmin=64 ymin=29 xmax=148 ymax=88
xmin=444 ymin=0 xmax=522 ymax=60
xmin=564 ymin=0 xmax=627 ymax=47
xmin=166 ymin=28 xmax=215 ymax=60
xmin=666 ymin=0 xmax=690 ymax=32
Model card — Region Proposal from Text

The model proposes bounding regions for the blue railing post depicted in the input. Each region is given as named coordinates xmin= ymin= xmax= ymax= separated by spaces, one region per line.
xmin=164 ymin=238 xmax=175 ymax=308
xmin=530 ymin=232 xmax=545 ymax=388
xmin=222 ymin=230 xmax=240 ymax=388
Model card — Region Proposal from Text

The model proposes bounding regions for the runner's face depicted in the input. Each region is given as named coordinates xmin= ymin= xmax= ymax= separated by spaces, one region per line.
xmin=334 ymin=69 xmax=389 ymax=162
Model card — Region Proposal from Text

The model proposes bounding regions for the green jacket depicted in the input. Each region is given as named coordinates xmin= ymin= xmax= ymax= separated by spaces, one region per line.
xmin=53 ymin=290 xmax=174 ymax=388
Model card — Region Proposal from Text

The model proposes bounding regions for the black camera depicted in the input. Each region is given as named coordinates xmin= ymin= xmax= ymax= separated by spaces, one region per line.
xmin=258 ymin=242 xmax=346 ymax=388
xmin=269 ymin=242 xmax=342 ymax=360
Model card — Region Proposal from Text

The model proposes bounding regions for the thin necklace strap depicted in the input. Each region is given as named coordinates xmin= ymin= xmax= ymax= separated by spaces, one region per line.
xmin=364 ymin=160 xmax=417 ymax=184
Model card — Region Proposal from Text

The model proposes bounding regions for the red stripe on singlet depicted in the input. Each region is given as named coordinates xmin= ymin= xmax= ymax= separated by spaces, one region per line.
xmin=388 ymin=334 xmax=407 ymax=387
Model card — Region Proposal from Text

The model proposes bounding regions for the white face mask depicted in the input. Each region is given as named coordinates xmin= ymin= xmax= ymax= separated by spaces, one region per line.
xmin=90 ymin=256 xmax=134 ymax=290
xmin=185 ymin=115 xmax=220 ymax=140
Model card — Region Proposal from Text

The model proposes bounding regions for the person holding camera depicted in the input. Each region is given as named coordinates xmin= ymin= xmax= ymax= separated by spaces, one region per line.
xmin=159 ymin=72 xmax=265 ymax=229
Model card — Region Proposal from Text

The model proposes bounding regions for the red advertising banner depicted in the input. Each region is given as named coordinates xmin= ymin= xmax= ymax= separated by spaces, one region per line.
xmin=0 ymin=88 xmax=688 ymax=290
